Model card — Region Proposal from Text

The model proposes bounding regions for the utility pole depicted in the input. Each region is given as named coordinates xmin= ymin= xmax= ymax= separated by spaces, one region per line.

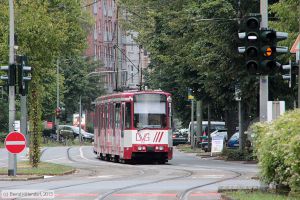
xmin=196 ymin=101 xmax=202 ymax=148
xmin=191 ymin=100 xmax=194 ymax=149
xmin=207 ymin=104 xmax=211 ymax=151
xmin=56 ymin=59 xmax=60 ymax=142
xmin=260 ymin=0 xmax=268 ymax=122
xmin=79 ymin=95 xmax=82 ymax=143
xmin=139 ymin=45 xmax=142 ymax=90
xmin=8 ymin=0 xmax=16 ymax=176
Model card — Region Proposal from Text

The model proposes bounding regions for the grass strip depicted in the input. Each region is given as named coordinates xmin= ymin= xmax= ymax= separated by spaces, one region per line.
xmin=0 ymin=161 xmax=75 ymax=176
xmin=225 ymin=191 xmax=299 ymax=200
xmin=176 ymin=144 xmax=204 ymax=153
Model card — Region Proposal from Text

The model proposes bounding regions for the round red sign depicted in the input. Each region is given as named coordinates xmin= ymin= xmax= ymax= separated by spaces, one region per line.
xmin=5 ymin=132 xmax=26 ymax=154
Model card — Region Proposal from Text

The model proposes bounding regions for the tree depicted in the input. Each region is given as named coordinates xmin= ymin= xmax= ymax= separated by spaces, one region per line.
xmin=0 ymin=0 xmax=92 ymax=167
xmin=119 ymin=0 xmax=260 ymax=138
xmin=61 ymin=57 xmax=105 ymax=121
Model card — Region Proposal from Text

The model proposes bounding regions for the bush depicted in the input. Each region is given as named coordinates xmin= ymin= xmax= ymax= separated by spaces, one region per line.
xmin=86 ymin=122 xmax=94 ymax=133
xmin=0 ymin=132 xmax=8 ymax=143
xmin=222 ymin=148 xmax=254 ymax=161
xmin=252 ymin=109 xmax=300 ymax=196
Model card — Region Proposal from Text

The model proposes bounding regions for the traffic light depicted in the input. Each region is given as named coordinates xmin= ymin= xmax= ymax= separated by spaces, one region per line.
xmin=260 ymin=29 xmax=276 ymax=74
xmin=238 ymin=14 xmax=261 ymax=74
xmin=16 ymin=55 xmax=32 ymax=95
xmin=259 ymin=29 xmax=288 ymax=75
xmin=238 ymin=14 xmax=288 ymax=75
xmin=1 ymin=64 xmax=16 ymax=86
xmin=282 ymin=61 xmax=299 ymax=88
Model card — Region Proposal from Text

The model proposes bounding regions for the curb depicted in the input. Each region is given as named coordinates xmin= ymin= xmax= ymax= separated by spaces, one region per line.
xmin=53 ymin=169 xmax=76 ymax=176
xmin=0 ymin=169 xmax=76 ymax=181
xmin=218 ymin=185 xmax=268 ymax=193
xmin=0 ymin=176 xmax=44 ymax=181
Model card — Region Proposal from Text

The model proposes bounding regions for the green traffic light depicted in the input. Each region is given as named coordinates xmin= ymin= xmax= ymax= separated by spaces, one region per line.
xmin=246 ymin=17 xmax=260 ymax=30
xmin=246 ymin=61 xmax=259 ymax=75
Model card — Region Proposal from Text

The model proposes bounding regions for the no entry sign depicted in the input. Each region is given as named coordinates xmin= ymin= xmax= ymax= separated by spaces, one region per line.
xmin=5 ymin=132 xmax=26 ymax=154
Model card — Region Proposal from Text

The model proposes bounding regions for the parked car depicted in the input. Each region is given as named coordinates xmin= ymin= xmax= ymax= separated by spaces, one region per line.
xmin=58 ymin=125 xmax=94 ymax=142
xmin=227 ymin=132 xmax=239 ymax=148
xmin=210 ymin=129 xmax=228 ymax=141
xmin=172 ymin=132 xmax=188 ymax=146
xmin=188 ymin=121 xmax=226 ymax=151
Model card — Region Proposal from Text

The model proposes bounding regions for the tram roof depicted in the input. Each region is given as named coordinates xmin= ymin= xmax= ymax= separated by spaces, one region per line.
xmin=95 ymin=90 xmax=171 ymax=104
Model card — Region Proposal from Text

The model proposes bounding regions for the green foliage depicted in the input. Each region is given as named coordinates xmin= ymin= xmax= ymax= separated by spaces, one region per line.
xmin=61 ymin=57 xmax=104 ymax=119
xmin=0 ymin=132 xmax=8 ymax=144
xmin=0 ymin=161 xmax=74 ymax=176
xmin=225 ymin=191 xmax=299 ymax=200
xmin=252 ymin=109 xmax=300 ymax=195
xmin=0 ymin=1 xmax=92 ymax=167
xmin=0 ymin=99 xmax=8 ymax=133
xmin=118 ymin=0 xmax=298 ymax=136
xmin=86 ymin=122 xmax=94 ymax=133
xmin=118 ymin=0 xmax=260 ymax=133
xmin=222 ymin=148 xmax=254 ymax=161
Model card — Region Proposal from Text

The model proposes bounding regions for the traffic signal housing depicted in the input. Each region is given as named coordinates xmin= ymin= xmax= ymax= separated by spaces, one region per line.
xmin=238 ymin=14 xmax=261 ymax=75
xmin=1 ymin=64 xmax=16 ymax=86
xmin=238 ymin=14 xmax=288 ymax=75
xmin=282 ymin=61 xmax=299 ymax=88
xmin=16 ymin=55 xmax=32 ymax=95
xmin=260 ymin=29 xmax=277 ymax=74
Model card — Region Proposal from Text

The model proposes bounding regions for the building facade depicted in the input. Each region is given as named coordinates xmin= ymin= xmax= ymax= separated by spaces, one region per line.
xmin=85 ymin=0 xmax=149 ymax=93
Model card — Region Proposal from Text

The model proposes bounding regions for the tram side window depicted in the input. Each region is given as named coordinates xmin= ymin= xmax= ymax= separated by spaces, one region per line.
xmin=112 ymin=104 xmax=115 ymax=135
xmin=105 ymin=104 xmax=108 ymax=130
xmin=115 ymin=103 xmax=120 ymax=129
xmin=125 ymin=103 xmax=131 ymax=129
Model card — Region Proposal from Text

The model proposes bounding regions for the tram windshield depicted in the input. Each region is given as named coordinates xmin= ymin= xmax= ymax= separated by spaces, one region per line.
xmin=134 ymin=94 xmax=167 ymax=129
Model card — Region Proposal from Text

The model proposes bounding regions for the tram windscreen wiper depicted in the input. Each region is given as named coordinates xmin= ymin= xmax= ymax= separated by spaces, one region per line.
xmin=138 ymin=125 xmax=161 ymax=131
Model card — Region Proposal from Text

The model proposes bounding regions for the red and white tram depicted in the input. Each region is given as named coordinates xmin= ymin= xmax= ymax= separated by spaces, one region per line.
xmin=93 ymin=90 xmax=173 ymax=163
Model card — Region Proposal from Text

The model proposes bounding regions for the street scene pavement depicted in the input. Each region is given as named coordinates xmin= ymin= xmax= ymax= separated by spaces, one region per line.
xmin=0 ymin=146 xmax=262 ymax=200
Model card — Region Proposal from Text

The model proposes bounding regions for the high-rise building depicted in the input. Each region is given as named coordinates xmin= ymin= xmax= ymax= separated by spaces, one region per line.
xmin=85 ymin=0 xmax=149 ymax=93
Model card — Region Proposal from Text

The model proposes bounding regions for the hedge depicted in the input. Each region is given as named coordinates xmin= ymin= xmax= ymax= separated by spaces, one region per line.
xmin=252 ymin=109 xmax=300 ymax=196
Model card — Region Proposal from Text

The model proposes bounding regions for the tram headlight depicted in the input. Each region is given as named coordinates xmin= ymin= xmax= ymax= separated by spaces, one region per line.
xmin=159 ymin=146 xmax=164 ymax=151
xmin=155 ymin=146 xmax=159 ymax=150
xmin=138 ymin=146 xmax=142 ymax=151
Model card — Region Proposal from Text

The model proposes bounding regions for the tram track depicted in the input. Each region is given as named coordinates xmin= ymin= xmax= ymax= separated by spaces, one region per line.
xmin=1 ymin=146 xmax=246 ymax=200
xmin=80 ymin=147 xmax=244 ymax=200
xmin=177 ymin=169 xmax=242 ymax=200
xmin=45 ymin=146 xmax=196 ymax=199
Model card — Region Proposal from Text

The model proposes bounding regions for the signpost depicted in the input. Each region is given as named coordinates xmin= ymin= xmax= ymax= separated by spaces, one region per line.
xmin=5 ymin=132 xmax=26 ymax=154
xmin=211 ymin=136 xmax=224 ymax=156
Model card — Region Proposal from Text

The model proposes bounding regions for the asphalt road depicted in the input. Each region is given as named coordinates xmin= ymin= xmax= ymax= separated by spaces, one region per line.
xmin=0 ymin=146 xmax=261 ymax=200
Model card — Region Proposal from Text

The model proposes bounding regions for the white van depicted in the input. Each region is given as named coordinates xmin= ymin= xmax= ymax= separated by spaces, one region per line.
xmin=187 ymin=121 xmax=226 ymax=143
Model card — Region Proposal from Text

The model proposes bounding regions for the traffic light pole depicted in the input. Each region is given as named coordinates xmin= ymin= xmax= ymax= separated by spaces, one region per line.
xmin=259 ymin=0 xmax=268 ymax=122
xmin=79 ymin=95 xmax=82 ymax=144
xmin=8 ymin=0 xmax=17 ymax=176
xmin=56 ymin=59 xmax=60 ymax=142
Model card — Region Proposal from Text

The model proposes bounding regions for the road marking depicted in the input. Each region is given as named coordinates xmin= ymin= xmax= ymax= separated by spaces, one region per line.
xmin=55 ymin=193 xmax=98 ymax=197
xmin=44 ymin=176 xmax=54 ymax=179
xmin=88 ymin=175 xmax=114 ymax=179
xmin=79 ymin=147 xmax=92 ymax=161
xmin=43 ymin=157 xmax=66 ymax=162
xmin=192 ymin=174 xmax=224 ymax=179
xmin=112 ymin=192 xmax=220 ymax=197
xmin=112 ymin=193 xmax=176 ymax=197
xmin=191 ymin=192 xmax=220 ymax=196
